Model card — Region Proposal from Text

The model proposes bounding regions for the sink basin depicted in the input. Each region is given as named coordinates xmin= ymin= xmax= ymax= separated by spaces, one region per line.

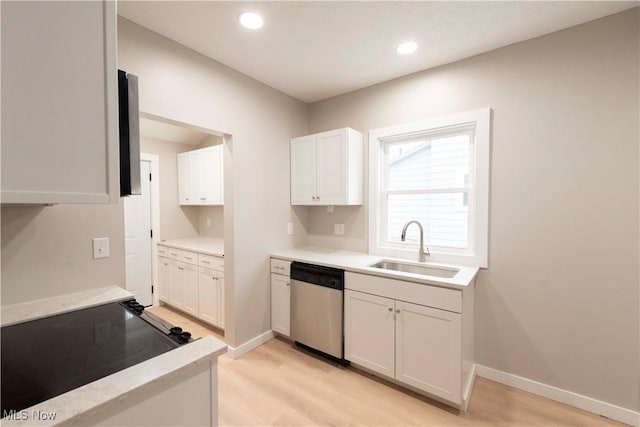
xmin=369 ymin=260 xmax=458 ymax=279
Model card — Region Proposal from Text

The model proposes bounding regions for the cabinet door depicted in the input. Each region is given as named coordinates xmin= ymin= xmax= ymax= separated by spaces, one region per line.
xmin=344 ymin=290 xmax=395 ymax=378
xmin=201 ymin=146 xmax=223 ymax=205
xmin=198 ymin=267 xmax=219 ymax=326
xmin=290 ymin=135 xmax=317 ymax=205
xmin=177 ymin=152 xmax=191 ymax=205
xmin=395 ymin=301 xmax=462 ymax=404
xmin=270 ymin=273 xmax=290 ymax=336
xmin=316 ymin=129 xmax=347 ymax=205
xmin=217 ymin=270 xmax=225 ymax=329
xmin=182 ymin=263 xmax=199 ymax=317
xmin=1 ymin=1 xmax=118 ymax=204
xmin=158 ymin=256 xmax=170 ymax=303
xmin=189 ymin=151 xmax=205 ymax=204
xmin=168 ymin=260 xmax=184 ymax=308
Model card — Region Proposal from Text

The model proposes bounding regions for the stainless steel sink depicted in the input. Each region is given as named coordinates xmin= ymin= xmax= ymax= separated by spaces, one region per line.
xmin=369 ymin=260 xmax=458 ymax=279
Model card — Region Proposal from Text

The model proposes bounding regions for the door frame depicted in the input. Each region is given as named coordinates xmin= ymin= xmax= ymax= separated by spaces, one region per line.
xmin=140 ymin=152 xmax=161 ymax=306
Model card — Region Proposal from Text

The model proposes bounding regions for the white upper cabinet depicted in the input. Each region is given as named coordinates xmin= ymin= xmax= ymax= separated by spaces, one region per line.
xmin=1 ymin=1 xmax=119 ymax=204
xmin=177 ymin=145 xmax=224 ymax=206
xmin=290 ymin=128 xmax=363 ymax=205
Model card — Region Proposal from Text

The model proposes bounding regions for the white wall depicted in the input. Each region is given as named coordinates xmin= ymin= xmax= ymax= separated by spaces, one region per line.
xmin=118 ymin=18 xmax=309 ymax=348
xmin=1 ymin=204 xmax=125 ymax=305
xmin=140 ymin=136 xmax=200 ymax=240
xmin=307 ymin=9 xmax=639 ymax=411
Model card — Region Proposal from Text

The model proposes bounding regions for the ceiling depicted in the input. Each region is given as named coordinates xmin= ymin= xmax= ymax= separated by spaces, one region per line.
xmin=118 ymin=1 xmax=638 ymax=103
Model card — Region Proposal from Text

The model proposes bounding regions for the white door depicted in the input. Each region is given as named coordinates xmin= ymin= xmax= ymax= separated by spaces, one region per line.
xmin=198 ymin=267 xmax=219 ymax=326
xmin=177 ymin=152 xmax=191 ymax=204
xmin=290 ymin=135 xmax=317 ymax=204
xmin=217 ymin=269 xmax=225 ymax=329
xmin=316 ymin=129 xmax=346 ymax=204
xmin=270 ymin=273 xmax=291 ymax=336
xmin=158 ymin=256 xmax=170 ymax=303
xmin=202 ymin=145 xmax=223 ymax=205
xmin=395 ymin=301 xmax=462 ymax=404
xmin=124 ymin=160 xmax=153 ymax=306
xmin=182 ymin=262 xmax=199 ymax=317
xmin=344 ymin=289 xmax=395 ymax=378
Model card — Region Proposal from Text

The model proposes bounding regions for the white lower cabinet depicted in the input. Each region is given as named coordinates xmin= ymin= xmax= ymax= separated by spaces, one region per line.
xmin=198 ymin=266 xmax=225 ymax=329
xmin=158 ymin=256 xmax=170 ymax=303
xmin=157 ymin=244 xmax=224 ymax=330
xmin=182 ymin=263 xmax=199 ymax=317
xmin=270 ymin=273 xmax=291 ymax=336
xmin=270 ymin=258 xmax=292 ymax=337
xmin=344 ymin=271 xmax=470 ymax=407
xmin=395 ymin=300 xmax=461 ymax=403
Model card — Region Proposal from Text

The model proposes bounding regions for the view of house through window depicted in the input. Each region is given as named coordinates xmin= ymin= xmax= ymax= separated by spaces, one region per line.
xmin=383 ymin=130 xmax=472 ymax=249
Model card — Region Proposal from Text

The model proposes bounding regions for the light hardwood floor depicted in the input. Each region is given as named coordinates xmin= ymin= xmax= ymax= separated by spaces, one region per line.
xmin=149 ymin=305 xmax=626 ymax=427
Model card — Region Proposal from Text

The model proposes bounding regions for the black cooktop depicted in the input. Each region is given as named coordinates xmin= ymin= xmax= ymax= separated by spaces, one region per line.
xmin=1 ymin=301 xmax=185 ymax=414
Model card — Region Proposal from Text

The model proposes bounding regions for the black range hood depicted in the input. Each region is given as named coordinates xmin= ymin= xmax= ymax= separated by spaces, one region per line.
xmin=118 ymin=69 xmax=141 ymax=196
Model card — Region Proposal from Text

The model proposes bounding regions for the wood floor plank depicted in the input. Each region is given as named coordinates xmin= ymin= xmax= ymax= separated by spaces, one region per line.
xmin=150 ymin=306 xmax=627 ymax=427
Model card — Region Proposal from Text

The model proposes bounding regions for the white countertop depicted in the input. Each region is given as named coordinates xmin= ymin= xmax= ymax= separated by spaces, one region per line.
xmin=1 ymin=286 xmax=132 ymax=327
xmin=3 ymin=337 xmax=227 ymax=427
xmin=270 ymin=246 xmax=479 ymax=289
xmin=1 ymin=286 xmax=227 ymax=426
xmin=158 ymin=237 xmax=224 ymax=257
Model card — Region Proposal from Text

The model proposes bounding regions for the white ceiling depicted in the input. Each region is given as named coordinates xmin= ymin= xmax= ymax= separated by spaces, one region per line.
xmin=118 ymin=1 xmax=637 ymax=103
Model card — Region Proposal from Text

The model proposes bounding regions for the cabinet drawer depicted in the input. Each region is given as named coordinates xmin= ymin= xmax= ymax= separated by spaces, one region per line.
xmin=199 ymin=254 xmax=224 ymax=271
xmin=345 ymin=272 xmax=462 ymax=313
xmin=157 ymin=245 xmax=169 ymax=257
xmin=270 ymin=258 xmax=291 ymax=275
xmin=164 ymin=248 xmax=198 ymax=265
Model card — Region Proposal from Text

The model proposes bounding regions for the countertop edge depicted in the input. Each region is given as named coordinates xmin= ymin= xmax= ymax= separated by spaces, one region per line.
xmin=158 ymin=238 xmax=224 ymax=257
xmin=270 ymin=248 xmax=478 ymax=290
xmin=2 ymin=336 xmax=227 ymax=427
xmin=0 ymin=286 xmax=133 ymax=327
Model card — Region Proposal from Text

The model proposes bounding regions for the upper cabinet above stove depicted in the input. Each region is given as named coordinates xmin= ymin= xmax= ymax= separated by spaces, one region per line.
xmin=290 ymin=127 xmax=363 ymax=206
xmin=1 ymin=1 xmax=119 ymax=205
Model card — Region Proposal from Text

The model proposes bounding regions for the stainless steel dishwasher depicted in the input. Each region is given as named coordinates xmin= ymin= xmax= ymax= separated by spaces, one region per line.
xmin=290 ymin=262 xmax=347 ymax=363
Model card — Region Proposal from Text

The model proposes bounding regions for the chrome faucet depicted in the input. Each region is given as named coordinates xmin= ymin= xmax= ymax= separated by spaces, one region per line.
xmin=401 ymin=220 xmax=430 ymax=262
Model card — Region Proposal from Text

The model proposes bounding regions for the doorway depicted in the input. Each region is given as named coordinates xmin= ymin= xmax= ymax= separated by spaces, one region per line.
xmin=124 ymin=154 xmax=160 ymax=306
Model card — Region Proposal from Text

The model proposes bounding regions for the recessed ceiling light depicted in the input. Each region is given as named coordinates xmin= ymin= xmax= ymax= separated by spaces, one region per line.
xmin=239 ymin=12 xmax=263 ymax=30
xmin=397 ymin=42 xmax=418 ymax=55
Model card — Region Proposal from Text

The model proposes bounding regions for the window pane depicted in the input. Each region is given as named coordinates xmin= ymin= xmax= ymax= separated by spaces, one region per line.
xmin=387 ymin=193 xmax=468 ymax=248
xmin=387 ymin=134 xmax=470 ymax=191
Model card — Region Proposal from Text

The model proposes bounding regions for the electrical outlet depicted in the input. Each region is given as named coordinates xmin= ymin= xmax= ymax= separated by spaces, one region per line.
xmin=206 ymin=217 xmax=211 ymax=227
xmin=92 ymin=237 xmax=110 ymax=259
xmin=287 ymin=222 xmax=294 ymax=235
xmin=327 ymin=205 xmax=334 ymax=213
xmin=334 ymin=224 xmax=344 ymax=235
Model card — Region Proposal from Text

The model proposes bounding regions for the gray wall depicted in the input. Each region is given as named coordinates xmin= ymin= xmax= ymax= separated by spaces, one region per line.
xmin=140 ymin=135 xmax=225 ymax=240
xmin=307 ymin=9 xmax=639 ymax=410
xmin=118 ymin=17 xmax=309 ymax=348
xmin=1 ymin=204 xmax=125 ymax=305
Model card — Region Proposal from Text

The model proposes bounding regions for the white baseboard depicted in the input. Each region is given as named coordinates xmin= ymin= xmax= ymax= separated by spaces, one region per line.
xmin=476 ymin=365 xmax=639 ymax=427
xmin=227 ymin=330 xmax=274 ymax=359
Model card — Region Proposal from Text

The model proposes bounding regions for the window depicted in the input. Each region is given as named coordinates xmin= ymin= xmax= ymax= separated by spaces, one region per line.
xmin=369 ymin=108 xmax=490 ymax=267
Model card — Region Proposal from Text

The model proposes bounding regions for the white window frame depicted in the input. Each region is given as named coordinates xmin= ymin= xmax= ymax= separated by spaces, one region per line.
xmin=368 ymin=108 xmax=491 ymax=268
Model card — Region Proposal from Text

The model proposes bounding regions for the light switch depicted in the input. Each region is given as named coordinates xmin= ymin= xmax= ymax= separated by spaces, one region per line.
xmin=334 ymin=224 xmax=344 ymax=235
xmin=93 ymin=237 xmax=110 ymax=259
xmin=287 ymin=222 xmax=294 ymax=235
